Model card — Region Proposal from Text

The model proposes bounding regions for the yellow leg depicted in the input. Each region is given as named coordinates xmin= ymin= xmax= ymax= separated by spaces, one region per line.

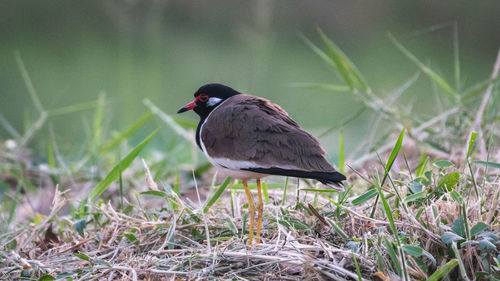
xmin=255 ymin=179 xmax=264 ymax=243
xmin=243 ymin=179 xmax=255 ymax=245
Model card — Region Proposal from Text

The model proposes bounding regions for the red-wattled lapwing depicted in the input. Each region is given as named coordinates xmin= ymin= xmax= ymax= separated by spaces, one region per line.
xmin=177 ymin=83 xmax=346 ymax=244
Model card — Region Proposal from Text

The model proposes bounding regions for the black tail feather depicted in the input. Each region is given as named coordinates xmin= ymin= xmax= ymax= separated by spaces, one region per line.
xmin=243 ymin=167 xmax=346 ymax=190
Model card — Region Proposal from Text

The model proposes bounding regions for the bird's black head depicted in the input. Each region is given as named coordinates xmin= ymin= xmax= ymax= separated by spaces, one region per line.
xmin=177 ymin=83 xmax=241 ymax=118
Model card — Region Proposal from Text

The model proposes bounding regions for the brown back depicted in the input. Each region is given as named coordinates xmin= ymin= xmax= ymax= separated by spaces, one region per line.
xmin=201 ymin=94 xmax=336 ymax=172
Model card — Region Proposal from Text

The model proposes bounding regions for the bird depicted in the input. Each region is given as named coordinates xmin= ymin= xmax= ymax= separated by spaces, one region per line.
xmin=177 ymin=83 xmax=346 ymax=244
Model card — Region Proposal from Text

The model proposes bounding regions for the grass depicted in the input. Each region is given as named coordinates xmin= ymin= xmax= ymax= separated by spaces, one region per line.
xmin=1 ymin=30 xmax=500 ymax=280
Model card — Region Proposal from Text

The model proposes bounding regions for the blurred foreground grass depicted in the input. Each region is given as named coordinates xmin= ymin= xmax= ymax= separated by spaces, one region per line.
xmin=1 ymin=30 xmax=500 ymax=280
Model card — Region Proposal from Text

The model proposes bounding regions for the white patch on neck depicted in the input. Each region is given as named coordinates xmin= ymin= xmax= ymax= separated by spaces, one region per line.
xmin=207 ymin=97 xmax=223 ymax=107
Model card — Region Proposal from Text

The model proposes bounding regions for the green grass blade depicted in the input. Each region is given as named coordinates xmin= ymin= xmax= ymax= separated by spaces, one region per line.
xmin=118 ymin=150 xmax=124 ymax=208
xmin=317 ymin=28 xmax=369 ymax=92
xmin=388 ymin=33 xmax=457 ymax=100
xmin=91 ymin=92 xmax=106 ymax=153
xmin=0 ymin=114 xmax=20 ymax=139
xmin=282 ymin=177 xmax=289 ymax=206
xmin=352 ymin=188 xmax=378 ymax=205
xmin=140 ymin=190 xmax=167 ymax=197
xmin=416 ymin=154 xmax=429 ymax=177
xmin=15 ymin=51 xmax=44 ymax=113
xmin=99 ymin=111 xmax=153 ymax=153
xmin=143 ymin=98 xmax=193 ymax=142
xmin=351 ymin=251 xmax=363 ymax=281
xmin=203 ymin=177 xmax=231 ymax=213
xmin=383 ymin=236 xmax=401 ymax=275
xmin=383 ymin=128 xmax=405 ymax=184
xmin=327 ymin=218 xmax=349 ymax=241
xmin=461 ymin=75 xmax=500 ymax=101
xmin=173 ymin=172 xmax=180 ymax=196
xmin=300 ymin=34 xmax=339 ymax=72
xmin=288 ymin=82 xmax=350 ymax=92
xmin=472 ymin=160 xmax=500 ymax=169
xmin=451 ymin=242 xmax=470 ymax=281
xmin=89 ymin=129 xmax=158 ymax=200
xmin=370 ymin=128 xmax=405 ymax=217
xmin=375 ymin=180 xmax=398 ymax=243
xmin=171 ymin=117 xmax=198 ymax=130
xmin=262 ymin=181 xmax=270 ymax=204
xmin=466 ymin=131 xmax=477 ymax=158
xmin=300 ymin=188 xmax=341 ymax=193
xmin=6 ymin=181 xmax=22 ymax=231
xmin=427 ymin=259 xmax=458 ymax=281
xmin=339 ymin=127 xmax=345 ymax=174
xmin=46 ymin=100 xmax=98 ymax=117
xmin=453 ymin=22 xmax=461 ymax=91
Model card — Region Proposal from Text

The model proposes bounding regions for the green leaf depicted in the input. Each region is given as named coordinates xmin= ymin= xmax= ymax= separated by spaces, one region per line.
xmin=74 ymin=219 xmax=87 ymax=238
xmin=89 ymin=129 xmax=158 ymax=200
xmin=224 ymin=217 xmax=238 ymax=235
xmin=124 ymin=233 xmax=138 ymax=243
xmin=423 ymin=171 xmax=432 ymax=186
xmin=470 ymin=222 xmax=489 ymax=237
xmin=37 ymin=274 xmax=56 ymax=281
xmin=55 ymin=272 xmax=73 ymax=279
xmin=477 ymin=232 xmax=499 ymax=243
xmin=427 ymin=259 xmax=458 ymax=281
xmin=433 ymin=160 xmax=454 ymax=168
xmin=478 ymin=239 xmax=496 ymax=251
xmin=450 ymin=190 xmax=463 ymax=205
xmin=21 ymin=269 xmax=31 ymax=277
xmin=438 ymin=172 xmax=460 ymax=191
xmin=409 ymin=180 xmax=423 ymax=193
xmin=452 ymin=216 xmax=466 ymax=238
xmin=402 ymin=245 xmax=423 ymax=256
xmin=441 ymin=231 xmax=464 ymax=244
xmin=278 ymin=219 xmax=310 ymax=230
xmin=140 ymin=190 xmax=167 ymax=197
xmin=352 ymin=188 xmax=378 ymax=205
xmin=404 ymin=191 xmax=426 ymax=203
xmin=203 ymin=177 xmax=231 ymax=213
xmin=74 ymin=253 xmax=91 ymax=262
xmin=422 ymin=249 xmax=437 ymax=265
xmin=99 ymin=111 xmax=153 ymax=153
xmin=473 ymin=160 xmax=500 ymax=169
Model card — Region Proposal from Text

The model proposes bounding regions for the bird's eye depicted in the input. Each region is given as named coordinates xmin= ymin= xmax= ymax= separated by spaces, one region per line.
xmin=197 ymin=94 xmax=209 ymax=102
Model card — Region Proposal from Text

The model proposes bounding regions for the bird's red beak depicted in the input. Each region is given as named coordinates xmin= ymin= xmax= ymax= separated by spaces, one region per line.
xmin=177 ymin=100 xmax=197 ymax=113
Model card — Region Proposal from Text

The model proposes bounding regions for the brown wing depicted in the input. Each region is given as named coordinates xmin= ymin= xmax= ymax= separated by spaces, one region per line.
xmin=201 ymin=94 xmax=335 ymax=172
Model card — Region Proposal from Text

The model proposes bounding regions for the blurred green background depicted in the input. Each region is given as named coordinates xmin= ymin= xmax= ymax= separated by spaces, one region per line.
xmin=1 ymin=0 xmax=499 ymax=161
